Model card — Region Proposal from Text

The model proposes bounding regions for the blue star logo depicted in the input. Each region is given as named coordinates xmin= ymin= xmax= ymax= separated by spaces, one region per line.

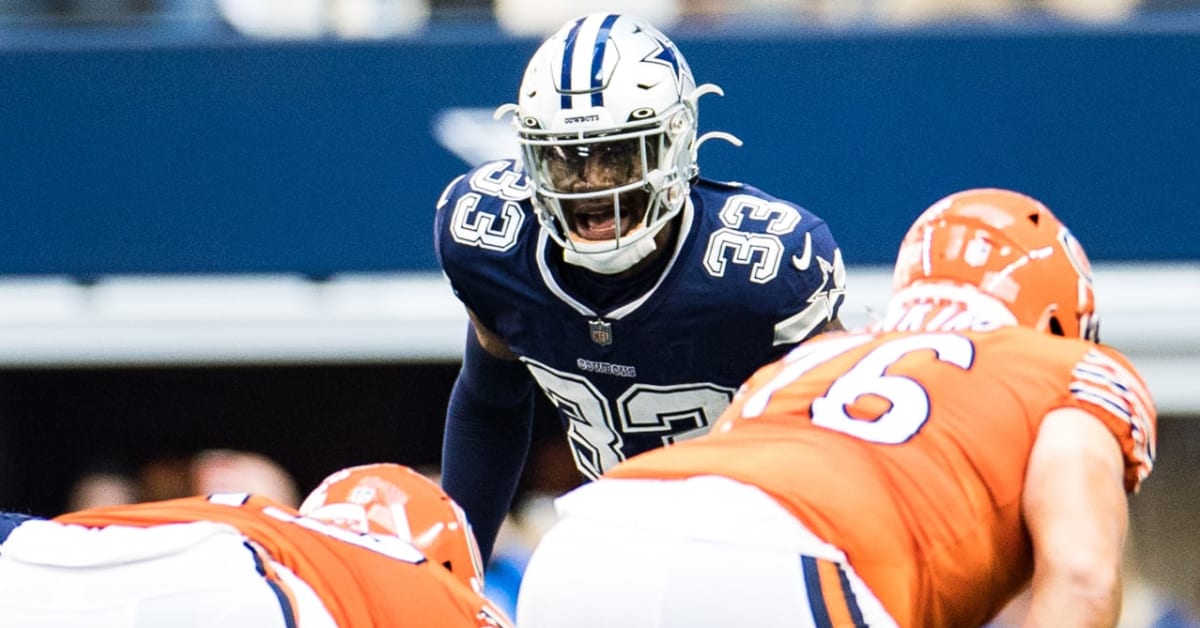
xmin=641 ymin=31 xmax=684 ymax=91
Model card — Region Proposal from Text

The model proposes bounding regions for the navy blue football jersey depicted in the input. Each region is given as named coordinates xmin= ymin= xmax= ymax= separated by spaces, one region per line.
xmin=435 ymin=160 xmax=845 ymax=479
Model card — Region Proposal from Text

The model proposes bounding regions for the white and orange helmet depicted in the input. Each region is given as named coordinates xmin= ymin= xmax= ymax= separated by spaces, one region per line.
xmin=892 ymin=188 xmax=1100 ymax=341
xmin=298 ymin=463 xmax=485 ymax=592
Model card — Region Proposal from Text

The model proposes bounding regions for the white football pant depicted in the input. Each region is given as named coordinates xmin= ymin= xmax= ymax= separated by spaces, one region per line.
xmin=516 ymin=475 xmax=898 ymax=628
xmin=0 ymin=519 xmax=336 ymax=627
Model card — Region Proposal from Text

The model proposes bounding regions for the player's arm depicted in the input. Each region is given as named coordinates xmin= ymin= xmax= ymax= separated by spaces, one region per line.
xmin=1021 ymin=406 xmax=1128 ymax=627
xmin=441 ymin=311 xmax=535 ymax=564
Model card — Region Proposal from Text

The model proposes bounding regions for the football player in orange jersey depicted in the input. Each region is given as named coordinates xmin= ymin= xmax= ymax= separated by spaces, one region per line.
xmin=516 ymin=188 xmax=1156 ymax=628
xmin=0 ymin=463 xmax=512 ymax=628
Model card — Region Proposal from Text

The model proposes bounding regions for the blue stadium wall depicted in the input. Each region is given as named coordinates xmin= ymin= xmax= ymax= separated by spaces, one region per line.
xmin=1 ymin=20 xmax=1198 ymax=277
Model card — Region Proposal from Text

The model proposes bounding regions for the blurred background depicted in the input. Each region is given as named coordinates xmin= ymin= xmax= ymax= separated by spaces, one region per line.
xmin=0 ymin=1 xmax=1197 ymax=625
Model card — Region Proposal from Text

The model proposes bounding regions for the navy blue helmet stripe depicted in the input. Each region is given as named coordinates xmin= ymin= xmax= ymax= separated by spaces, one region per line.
xmin=589 ymin=14 xmax=620 ymax=107
xmin=559 ymin=17 xmax=586 ymax=109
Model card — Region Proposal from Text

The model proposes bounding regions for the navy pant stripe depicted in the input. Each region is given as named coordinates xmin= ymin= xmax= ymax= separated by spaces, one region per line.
xmin=801 ymin=555 xmax=834 ymax=628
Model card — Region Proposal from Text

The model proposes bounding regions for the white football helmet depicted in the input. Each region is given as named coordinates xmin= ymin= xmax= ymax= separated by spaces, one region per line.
xmin=496 ymin=13 xmax=737 ymax=274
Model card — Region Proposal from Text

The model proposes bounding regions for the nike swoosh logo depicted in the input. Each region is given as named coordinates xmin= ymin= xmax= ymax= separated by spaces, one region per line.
xmin=791 ymin=232 xmax=813 ymax=271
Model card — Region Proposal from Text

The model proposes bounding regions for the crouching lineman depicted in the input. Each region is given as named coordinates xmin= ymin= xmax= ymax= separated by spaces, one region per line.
xmin=516 ymin=188 xmax=1157 ymax=627
xmin=0 ymin=463 xmax=512 ymax=628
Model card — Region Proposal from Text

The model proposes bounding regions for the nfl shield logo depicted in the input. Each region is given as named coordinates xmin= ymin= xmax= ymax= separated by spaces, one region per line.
xmin=588 ymin=319 xmax=613 ymax=346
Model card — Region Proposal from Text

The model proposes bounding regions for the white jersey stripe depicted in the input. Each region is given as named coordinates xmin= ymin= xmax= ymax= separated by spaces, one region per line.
xmin=1070 ymin=384 xmax=1134 ymax=422
xmin=1069 ymin=348 xmax=1157 ymax=480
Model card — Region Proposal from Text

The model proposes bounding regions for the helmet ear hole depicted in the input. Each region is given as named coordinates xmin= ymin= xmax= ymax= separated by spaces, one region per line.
xmin=1048 ymin=316 xmax=1065 ymax=337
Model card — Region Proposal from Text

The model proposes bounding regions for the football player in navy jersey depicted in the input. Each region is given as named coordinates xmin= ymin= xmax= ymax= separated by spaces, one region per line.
xmin=433 ymin=12 xmax=847 ymax=562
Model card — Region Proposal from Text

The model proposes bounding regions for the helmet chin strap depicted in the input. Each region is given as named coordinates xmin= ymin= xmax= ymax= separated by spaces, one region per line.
xmin=562 ymin=233 xmax=659 ymax=275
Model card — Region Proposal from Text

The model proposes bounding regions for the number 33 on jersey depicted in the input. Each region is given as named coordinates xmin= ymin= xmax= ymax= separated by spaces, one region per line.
xmin=435 ymin=159 xmax=846 ymax=478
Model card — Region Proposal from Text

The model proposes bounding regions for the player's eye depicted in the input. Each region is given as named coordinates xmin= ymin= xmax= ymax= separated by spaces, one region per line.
xmin=596 ymin=139 xmax=636 ymax=161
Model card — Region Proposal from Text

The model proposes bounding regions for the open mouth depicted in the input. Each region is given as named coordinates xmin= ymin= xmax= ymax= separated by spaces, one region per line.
xmin=570 ymin=207 xmax=627 ymax=240
xmin=566 ymin=196 xmax=646 ymax=242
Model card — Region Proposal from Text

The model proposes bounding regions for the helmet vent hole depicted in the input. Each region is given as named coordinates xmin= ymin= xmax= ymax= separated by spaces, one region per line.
xmin=1048 ymin=316 xmax=1064 ymax=337
xmin=443 ymin=560 xmax=453 ymax=572
xmin=1028 ymin=212 xmax=1040 ymax=225
xmin=629 ymin=107 xmax=655 ymax=120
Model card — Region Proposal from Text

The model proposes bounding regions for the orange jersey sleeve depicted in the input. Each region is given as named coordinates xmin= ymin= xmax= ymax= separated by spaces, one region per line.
xmin=1064 ymin=344 xmax=1157 ymax=492
xmin=608 ymin=327 xmax=1157 ymax=627
xmin=56 ymin=495 xmax=511 ymax=628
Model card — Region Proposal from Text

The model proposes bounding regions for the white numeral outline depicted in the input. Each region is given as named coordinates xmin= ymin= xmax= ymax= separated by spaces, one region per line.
xmin=524 ymin=359 xmax=734 ymax=479
xmin=743 ymin=334 xmax=975 ymax=444
xmin=702 ymin=195 xmax=802 ymax=284
xmin=447 ymin=161 xmax=531 ymax=252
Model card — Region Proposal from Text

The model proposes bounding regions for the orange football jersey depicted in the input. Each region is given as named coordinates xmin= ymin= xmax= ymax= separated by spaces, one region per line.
xmin=56 ymin=494 xmax=511 ymax=628
xmin=607 ymin=325 xmax=1156 ymax=627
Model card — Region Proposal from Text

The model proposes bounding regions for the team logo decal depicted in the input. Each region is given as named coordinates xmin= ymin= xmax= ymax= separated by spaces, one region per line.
xmin=641 ymin=30 xmax=686 ymax=96
xmin=588 ymin=319 xmax=613 ymax=346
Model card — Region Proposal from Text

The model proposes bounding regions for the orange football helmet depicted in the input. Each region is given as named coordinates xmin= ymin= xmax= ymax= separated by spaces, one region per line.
xmin=298 ymin=463 xmax=485 ymax=592
xmin=892 ymin=188 xmax=1099 ymax=341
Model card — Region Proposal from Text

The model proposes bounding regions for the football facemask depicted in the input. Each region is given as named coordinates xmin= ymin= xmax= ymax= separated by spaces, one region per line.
xmin=497 ymin=12 xmax=736 ymax=274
